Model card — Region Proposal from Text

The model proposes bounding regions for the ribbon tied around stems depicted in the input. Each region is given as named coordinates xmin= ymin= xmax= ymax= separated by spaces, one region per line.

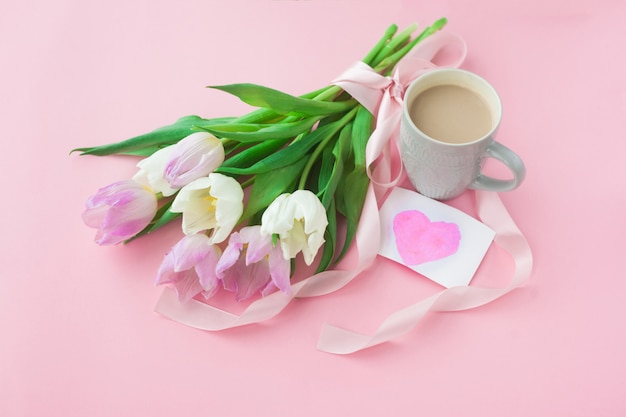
xmin=332 ymin=31 xmax=467 ymax=194
xmin=154 ymin=31 xmax=533 ymax=354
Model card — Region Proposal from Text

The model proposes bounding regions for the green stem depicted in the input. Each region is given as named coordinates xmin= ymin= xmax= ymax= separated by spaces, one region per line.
xmin=415 ymin=17 xmax=448 ymax=43
xmin=371 ymin=23 xmax=417 ymax=67
xmin=240 ymin=176 xmax=255 ymax=189
xmin=297 ymin=107 xmax=359 ymax=190
xmin=374 ymin=18 xmax=448 ymax=74
xmin=221 ymin=137 xmax=236 ymax=151
xmin=311 ymin=23 xmax=405 ymax=103
xmin=362 ymin=24 xmax=398 ymax=66
xmin=313 ymin=85 xmax=342 ymax=102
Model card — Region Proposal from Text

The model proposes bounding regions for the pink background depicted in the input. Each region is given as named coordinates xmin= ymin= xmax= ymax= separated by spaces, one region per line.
xmin=2 ymin=0 xmax=625 ymax=415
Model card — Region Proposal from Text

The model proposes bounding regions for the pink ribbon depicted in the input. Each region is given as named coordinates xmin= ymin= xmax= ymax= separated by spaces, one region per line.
xmin=332 ymin=31 xmax=467 ymax=195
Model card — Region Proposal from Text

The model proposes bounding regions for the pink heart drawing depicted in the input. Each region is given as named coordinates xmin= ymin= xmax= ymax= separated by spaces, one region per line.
xmin=393 ymin=210 xmax=461 ymax=265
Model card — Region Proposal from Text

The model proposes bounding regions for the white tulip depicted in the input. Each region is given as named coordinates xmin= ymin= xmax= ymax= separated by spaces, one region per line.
xmin=260 ymin=190 xmax=328 ymax=265
xmin=170 ymin=173 xmax=244 ymax=243
xmin=132 ymin=146 xmax=178 ymax=197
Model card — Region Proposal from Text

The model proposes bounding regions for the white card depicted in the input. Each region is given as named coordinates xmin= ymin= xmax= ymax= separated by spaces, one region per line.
xmin=378 ymin=187 xmax=495 ymax=288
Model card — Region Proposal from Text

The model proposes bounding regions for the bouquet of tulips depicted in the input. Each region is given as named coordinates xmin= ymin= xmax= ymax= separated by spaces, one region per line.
xmin=75 ymin=19 xmax=447 ymax=303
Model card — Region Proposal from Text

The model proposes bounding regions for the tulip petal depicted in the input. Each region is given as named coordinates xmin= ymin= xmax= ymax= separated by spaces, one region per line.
xmin=279 ymin=219 xmax=307 ymax=261
xmin=165 ymin=132 xmax=225 ymax=188
xmin=234 ymin=259 xmax=271 ymax=301
xmin=155 ymin=234 xmax=221 ymax=302
xmin=268 ymin=243 xmax=291 ymax=294
xmin=171 ymin=234 xmax=213 ymax=271
xmin=240 ymin=226 xmax=273 ymax=264
xmin=195 ymin=245 xmax=222 ymax=295
xmin=82 ymin=180 xmax=157 ymax=245
xmin=156 ymin=258 xmax=204 ymax=303
xmin=215 ymin=233 xmax=244 ymax=286
xmin=174 ymin=269 xmax=206 ymax=303
xmin=171 ymin=174 xmax=243 ymax=242
xmin=260 ymin=190 xmax=327 ymax=265
xmin=215 ymin=226 xmax=290 ymax=300
xmin=133 ymin=146 xmax=178 ymax=197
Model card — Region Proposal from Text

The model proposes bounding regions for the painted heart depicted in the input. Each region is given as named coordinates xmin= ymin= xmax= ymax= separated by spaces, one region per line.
xmin=393 ymin=210 xmax=461 ymax=265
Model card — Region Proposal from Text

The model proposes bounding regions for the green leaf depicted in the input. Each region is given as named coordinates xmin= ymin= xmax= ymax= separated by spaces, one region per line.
xmin=296 ymin=106 xmax=359 ymax=190
xmin=71 ymin=115 xmax=232 ymax=157
xmin=217 ymin=119 xmax=344 ymax=176
xmin=335 ymin=167 xmax=370 ymax=262
xmin=220 ymin=137 xmax=290 ymax=170
xmin=316 ymin=198 xmax=337 ymax=273
xmin=319 ymin=123 xmax=352 ymax=209
xmin=209 ymin=83 xmax=356 ymax=116
xmin=117 ymin=146 xmax=166 ymax=157
xmin=234 ymin=107 xmax=282 ymax=124
xmin=197 ymin=117 xmax=318 ymax=143
xmin=239 ymin=158 xmax=307 ymax=224
xmin=351 ymin=105 xmax=375 ymax=168
xmin=316 ymin=144 xmax=336 ymax=199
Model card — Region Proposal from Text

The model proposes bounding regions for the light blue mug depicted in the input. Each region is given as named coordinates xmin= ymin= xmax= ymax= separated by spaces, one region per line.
xmin=400 ymin=68 xmax=526 ymax=200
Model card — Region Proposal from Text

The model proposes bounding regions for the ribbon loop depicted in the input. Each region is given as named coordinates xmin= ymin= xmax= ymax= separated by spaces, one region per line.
xmin=332 ymin=61 xmax=391 ymax=115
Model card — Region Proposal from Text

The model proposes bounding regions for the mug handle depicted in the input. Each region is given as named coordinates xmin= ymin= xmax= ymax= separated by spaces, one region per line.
xmin=470 ymin=141 xmax=526 ymax=192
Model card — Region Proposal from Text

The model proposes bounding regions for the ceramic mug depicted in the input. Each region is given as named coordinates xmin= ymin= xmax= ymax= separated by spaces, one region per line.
xmin=399 ymin=68 xmax=525 ymax=200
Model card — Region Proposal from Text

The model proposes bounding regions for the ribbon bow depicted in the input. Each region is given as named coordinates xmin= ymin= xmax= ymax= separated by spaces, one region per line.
xmin=332 ymin=31 xmax=467 ymax=194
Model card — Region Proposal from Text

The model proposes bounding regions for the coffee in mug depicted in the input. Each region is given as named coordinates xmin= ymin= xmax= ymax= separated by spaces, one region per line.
xmin=409 ymin=84 xmax=492 ymax=144
xmin=400 ymin=68 xmax=526 ymax=200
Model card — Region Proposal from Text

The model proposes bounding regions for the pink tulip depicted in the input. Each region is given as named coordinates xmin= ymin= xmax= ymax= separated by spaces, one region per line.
xmin=165 ymin=132 xmax=224 ymax=189
xmin=216 ymin=226 xmax=291 ymax=301
xmin=155 ymin=234 xmax=222 ymax=302
xmin=82 ymin=180 xmax=157 ymax=245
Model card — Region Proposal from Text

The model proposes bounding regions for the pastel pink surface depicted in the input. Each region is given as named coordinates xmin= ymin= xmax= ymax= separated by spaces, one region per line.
xmin=2 ymin=1 xmax=626 ymax=417
xmin=393 ymin=210 xmax=461 ymax=265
